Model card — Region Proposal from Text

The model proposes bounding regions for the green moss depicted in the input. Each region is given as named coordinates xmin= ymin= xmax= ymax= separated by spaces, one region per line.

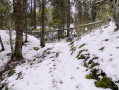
xmin=0 ymin=83 xmax=6 ymax=90
xmin=79 ymin=43 xmax=86 ymax=48
xmin=8 ymin=64 xmax=17 ymax=77
xmin=92 ymin=57 xmax=99 ymax=60
xmin=86 ymin=73 xmax=95 ymax=79
xmin=78 ymin=54 xmax=85 ymax=59
xmin=17 ymin=72 xmax=22 ymax=79
xmin=104 ymin=39 xmax=109 ymax=41
xmin=99 ymin=47 xmax=105 ymax=51
xmin=86 ymin=69 xmax=99 ymax=80
xmin=8 ymin=70 xmax=15 ymax=77
xmin=84 ymin=61 xmax=88 ymax=68
xmin=76 ymin=50 xmax=85 ymax=58
xmin=5 ymin=86 xmax=8 ymax=90
xmin=95 ymin=76 xmax=118 ymax=90
xmin=90 ymin=62 xmax=99 ymax=68
xmin=34 ymin=47 xmax=39 ymax=51
xmin=16 ymin=53 xmax=23 ymax=59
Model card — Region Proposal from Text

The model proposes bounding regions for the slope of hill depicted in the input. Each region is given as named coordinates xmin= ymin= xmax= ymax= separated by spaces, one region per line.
xmin=0 ymin=22 xmax=119 ymax=90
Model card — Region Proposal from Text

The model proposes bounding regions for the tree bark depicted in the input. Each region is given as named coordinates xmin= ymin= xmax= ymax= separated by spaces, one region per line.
xmin=67 ymin=0 xmax=70 ymax=37
xmin=34 ymin=0 xmax=36 ymax=29
xmin=40 ymin=0 xmax=45 ymax=47
xmin=24 ymin=0 xmax=28 ymax=42
xmin=14 ymin=0 xmax=23 ymax=59
xmin=8 ymin=0 xmax=14 ymax=58
xmin=0 ymin=36 xmax=5 ymax=51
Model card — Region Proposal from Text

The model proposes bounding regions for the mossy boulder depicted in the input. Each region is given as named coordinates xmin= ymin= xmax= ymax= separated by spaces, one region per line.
xmin=95 ymin=76 xmax=118 ymax=90
xmin=34 ymin=47 xmax=39 ymax=51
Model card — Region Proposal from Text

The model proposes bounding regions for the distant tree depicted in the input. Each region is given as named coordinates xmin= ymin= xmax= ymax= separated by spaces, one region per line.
xmin=34 ymin=0 xmax=37 ymax=29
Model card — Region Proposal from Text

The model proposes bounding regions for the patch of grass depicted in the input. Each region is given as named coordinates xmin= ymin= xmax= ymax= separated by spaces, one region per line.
xmin=78 ymin=54 xmax=85 ymax=59
xmin=79 ymin=43 xmax=86 ymax=48
xmin=86 ymin=69 xmax=99 ymax=80
xmin=17 ymin=72 xmax=22 ymax=79
xmin=84 ymin=61 xmax=88 ymax=68
xmin=92 ymin=57 xmax=99 ymax=60
xmin=8 ymin=64 xmax=17 ymax=77
xmin=76 ymin=50 xmax=85 ymax=58
xmin=34 ymin=47 xmax=39 ymax=51
xmin=99 ymin=47 xmax=105 ymax=51
xmin=95 ymin=76 xmax=118 ymax=90
xmin=90 ymin=62 xmax=99 ymax=69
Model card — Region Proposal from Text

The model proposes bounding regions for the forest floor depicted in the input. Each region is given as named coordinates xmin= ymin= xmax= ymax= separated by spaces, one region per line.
xmin=0 ymin=22 xmax=119 ymax=90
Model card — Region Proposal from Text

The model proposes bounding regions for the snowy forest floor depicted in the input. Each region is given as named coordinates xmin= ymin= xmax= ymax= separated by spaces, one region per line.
xmin=0 ymin=22 xmax=119 ymax=90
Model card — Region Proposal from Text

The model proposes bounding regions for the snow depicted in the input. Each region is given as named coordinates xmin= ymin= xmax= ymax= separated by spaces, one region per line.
xmin=0 ymin=21 xmax=119 ymax=90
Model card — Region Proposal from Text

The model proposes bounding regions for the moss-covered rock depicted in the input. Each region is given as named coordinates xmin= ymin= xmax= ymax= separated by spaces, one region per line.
xmin=95 ymin=76 xmax=118 ymax=90
xmin=79 ymin=43 xmax=86 ymax=48
xmin=34 ymin=47 xmax=39 ymax=51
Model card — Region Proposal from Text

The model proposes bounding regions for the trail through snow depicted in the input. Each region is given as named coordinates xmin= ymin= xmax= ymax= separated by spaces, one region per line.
xmin=5 ymin=42 xmax=108 ymax=90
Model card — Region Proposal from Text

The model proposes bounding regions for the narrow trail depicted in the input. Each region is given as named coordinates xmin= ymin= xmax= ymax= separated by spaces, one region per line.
xmin=6 ymin=42 xmax=108 ymax=90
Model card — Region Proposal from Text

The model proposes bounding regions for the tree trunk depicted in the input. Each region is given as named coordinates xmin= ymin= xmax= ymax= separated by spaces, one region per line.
xmin=40 ymin=0 xmax=45 ymax=47
xmin=8 ymin=0 xmax=14 ymax=58
xmin=0 ymin=15 xmax=3 ymax=29
xmin=14 ymin=0 xmax=23 ymax=59
xmin=111 ymin=0 xmax=119 ymax=30
xmin=0 ymin=36 xmax=5 ymax=51
xmin=34 ymin=0 xmax=36 ymax=29
xmin=31 ymin=0 xmax=33 ymax=27
xmin=24 ymin=0 xmax=28 ymax=42
xmin=67 ymin=0 xmax=70 ymax=37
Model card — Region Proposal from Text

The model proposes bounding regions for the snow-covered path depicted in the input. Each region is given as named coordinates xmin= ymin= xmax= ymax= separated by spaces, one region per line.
xmin=5 ymin=42 xmax=108 ymax=90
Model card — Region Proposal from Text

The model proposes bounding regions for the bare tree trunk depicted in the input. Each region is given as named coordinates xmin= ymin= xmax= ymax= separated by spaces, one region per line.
xmin=0 ymin=36 xmax=5 ymax=51
xmin=111 ymin=0 xmax=119 ymax=30
xmin=67 ymin=0 xmax=70 ymax=37
xmin=14 ymin=0 xmax=23 ymax=59
xmin=31 ymin=0 xmax=33 ymax=27
xmin=0 ymin=15 xmax=3 ymax=29
xmin=8 ymin=0 xmax=14 ymax=58
xmin=40 ymin=0 xmax=45 ymax=47
xmin=34 ymin=0 xmax=36 ymax=29
xmin=24 ymin=0 xmax=28 ymax=42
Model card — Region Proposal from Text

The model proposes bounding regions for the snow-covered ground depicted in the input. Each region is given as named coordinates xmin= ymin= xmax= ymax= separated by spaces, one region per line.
xmin=0 ymin=22 xmax=119 ymax=90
